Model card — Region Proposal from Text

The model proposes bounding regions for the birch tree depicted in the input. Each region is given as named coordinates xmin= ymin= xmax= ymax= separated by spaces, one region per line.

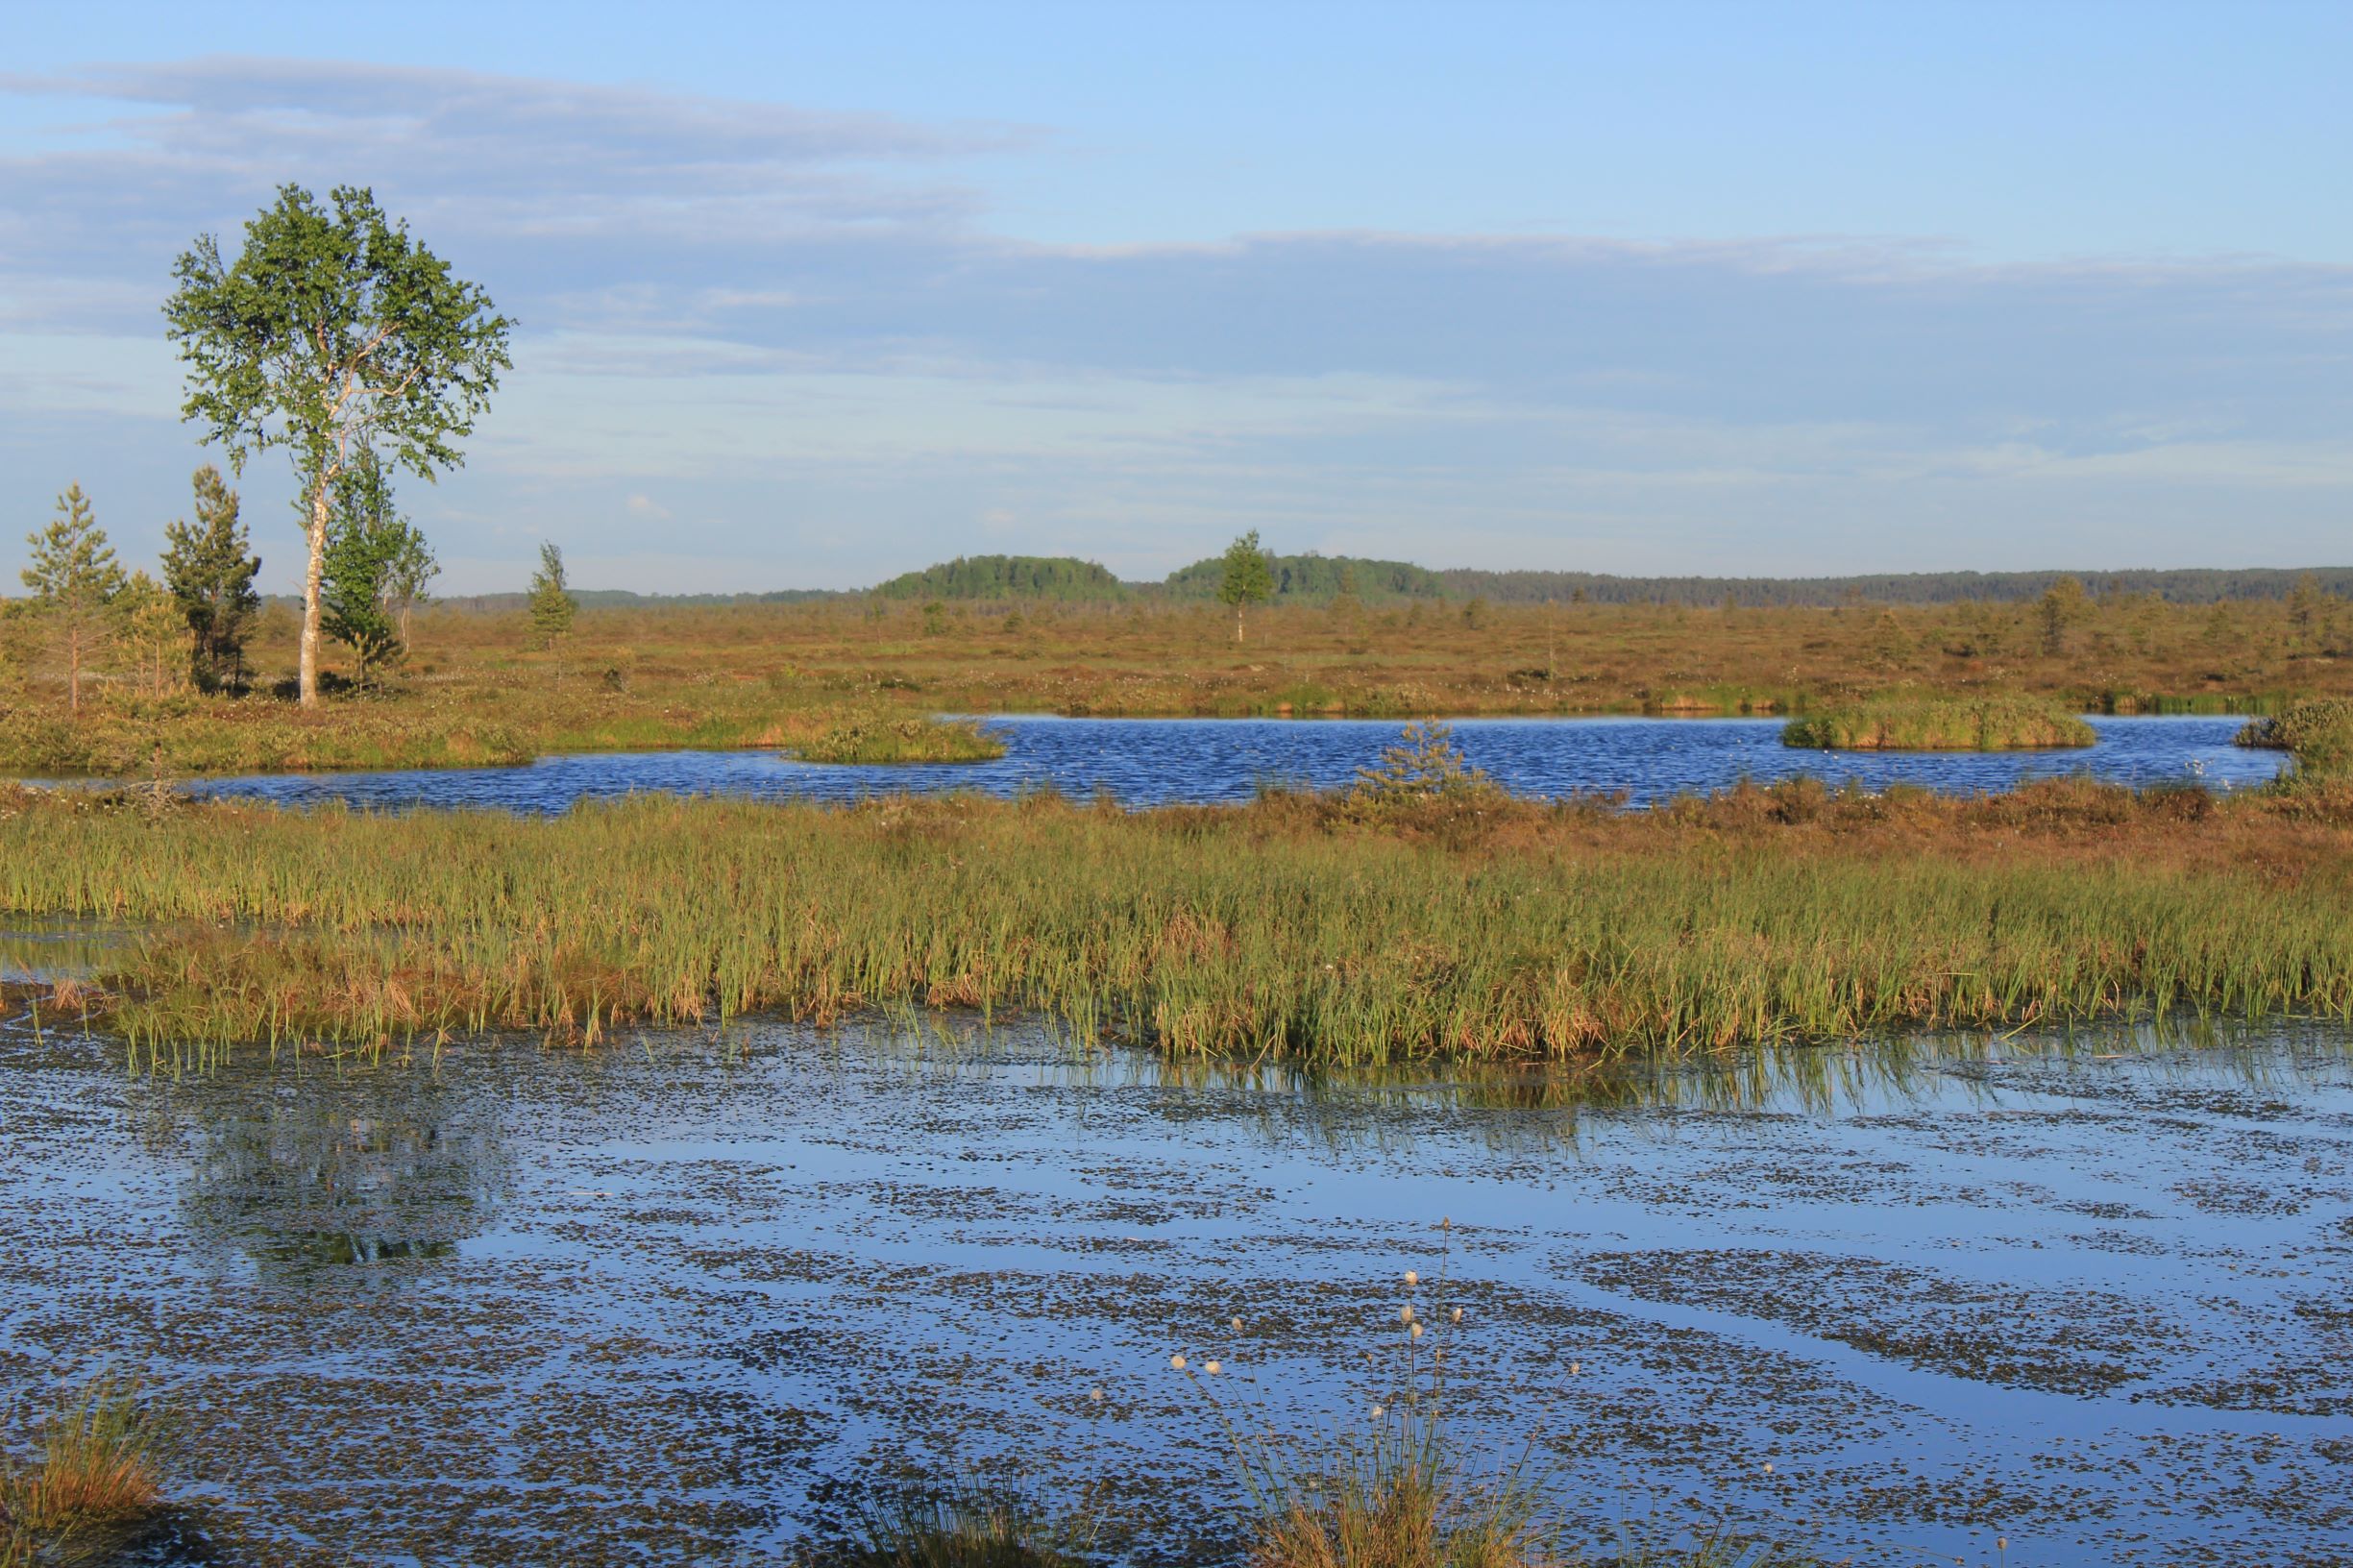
xmin=164 ymin=184 xmax=510 ymax=708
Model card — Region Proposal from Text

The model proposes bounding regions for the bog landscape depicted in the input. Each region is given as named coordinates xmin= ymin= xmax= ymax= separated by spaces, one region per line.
xmin=4 ymin=16 xmax=2351 ymax=1568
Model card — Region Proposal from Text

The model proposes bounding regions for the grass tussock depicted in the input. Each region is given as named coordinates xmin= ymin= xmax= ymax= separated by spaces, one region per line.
xmin=842 ymin=1484 xmax=1095 ymax=1568
xmin=1780 ymin=695 xmax=2095 ymax=751
xmin=0 ymin=1376 xmax=164 ymax=1566
xmin=6 ymin=772 xmax=2352 ymax=1066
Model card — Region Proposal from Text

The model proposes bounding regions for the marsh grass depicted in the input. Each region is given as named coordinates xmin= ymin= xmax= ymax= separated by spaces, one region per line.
xmin=6 ymin=588 xmax=2346 ymax=777
xmin=0 ymin=1375 xmax=164 ymax=1566
xmin=1780 ymin=696 xmax=2095 ymax=751
xmin=1173 ymin=1253 xmax=1848 ymax=1568
xmin=1168 ymin=1242 xmax=1555 ymax=1568
xmin=5 ymin=772 xmax=2352 ymax=1066
xmin=785 ymin=708 xmax=1006 ymax=765
xmin=0 ymin=674 xmax=999 ymax=777
xmin=840 ymin=1482 xmax=1097 ymax=1568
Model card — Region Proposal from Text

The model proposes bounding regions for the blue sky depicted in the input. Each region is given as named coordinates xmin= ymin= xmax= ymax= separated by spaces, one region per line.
xmin=3 ymin=1 xmax=2347 ymax=592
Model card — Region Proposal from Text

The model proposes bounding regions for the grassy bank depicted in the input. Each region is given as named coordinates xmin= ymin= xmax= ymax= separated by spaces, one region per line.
xmin=0 ymin=690 xmax=1001 ymax=775
xmin=1780 ymin=695 xmax=2096 ymax=750
xmin=5 ymin=774 xmax=2349 ymax=1065
xmin=4 ymin=588 xmax=2347 ymax=777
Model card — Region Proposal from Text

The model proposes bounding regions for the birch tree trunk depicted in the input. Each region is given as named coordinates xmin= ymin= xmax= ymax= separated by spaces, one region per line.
xmin=300 ymin=478 xmax=330 ymax=709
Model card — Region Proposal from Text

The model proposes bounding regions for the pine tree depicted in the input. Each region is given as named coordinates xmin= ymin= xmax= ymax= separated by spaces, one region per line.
xmin=527 ymin=542 xmax=577 ymax=648
xmin=161 ymin=464 xmax=261 ymax=691
xmin=320 ymin=448 xmax=433 ymax=685
xmin=21 ymin=482 xmax=125 ymax=714
xmin=2038 ymin=576 xmax=2091 ymax=655
xmin=120 ymin=571 xmax=189 ymax=698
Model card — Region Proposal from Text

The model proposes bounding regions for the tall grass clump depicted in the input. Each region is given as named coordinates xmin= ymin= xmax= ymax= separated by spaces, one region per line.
xmin=0 ymin=1375 xmax=165 ymax=1564
xmin=841 ymin=1482 xmax=1095 ymax=1568
xmin=1781 ymin=694 xmax=2095 ymax=751
xmin=2235 ymin=697 xmax=2353 ymax=778
xmin=1177 ymin=1251 xmax=1555 ymax=1568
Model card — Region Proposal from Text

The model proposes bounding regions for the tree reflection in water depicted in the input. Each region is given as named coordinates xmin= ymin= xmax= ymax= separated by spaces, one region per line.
xmin=169 ymin=1067 xmax=509 ymax=1280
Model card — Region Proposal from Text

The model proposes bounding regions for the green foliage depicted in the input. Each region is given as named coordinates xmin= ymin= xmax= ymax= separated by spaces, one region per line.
xmin=164 ymin=183 xmax=511 ymax=705
xmin=873 ymin=554 xmax=1127 ymax=602
xmin=321 ymin=449 xmax=434 ymax=682
xmin=2236 ymin=698 xmax=2353 ymax=776
xmin=1349 ymin=722 xmax=1503 ymax=806
xmin=1215 ymin=530 xmax=1275 ymax=642
xmin=1167 ymin=550 xmax=1445 ymax=603
xmin=19 ymin=482 xmax=125 ymax=714
xmin=1217 ymin=531 xmax=1275 ymax=608
xmin=160 ymin=465 xmax=260 ymax=691
xmin=2038 ymin=575 xmax=2092 ymax=654
xmin=527 ymin=542 xmax=577 ymax=648
xmin=118 ymin=571 xmax=188 ymax=698
xmin=1783 ymin=696 xmax=2096 ymax=751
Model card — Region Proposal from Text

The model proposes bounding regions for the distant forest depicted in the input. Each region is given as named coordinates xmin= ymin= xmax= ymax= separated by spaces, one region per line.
xmin=1436 ymin=566 xmax=2353 ymax=606
xmin=870 ymin=555 xmax=1128 ymax=601
xmin=371 ymin=556 xmax=2353 ymax=612
xmin=1161 ymin=552 xmax=1447 ymax=602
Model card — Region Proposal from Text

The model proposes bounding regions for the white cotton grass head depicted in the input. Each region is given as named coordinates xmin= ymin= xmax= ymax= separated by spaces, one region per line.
xmin=1405 ymin=1270 xmax=1419 ymax=1286
xmin=1231 ymin=1316 xmax=1243 ymax=1333
xmin=1170 ymin=1354 xmax=1187 ymax=1371
xmin=1399 ymin=1304 xmax=1413 ymax=1324
xmin=1450 ymin=1307 xmax=1462 ymax=1323
xmin=1205 ymin=1360 xmax=1221 ymax=1375
xmin=1409 ymin=1321 xmax=1424 ymax=1339
xmin=1089 ymin=1387 xmax=1104 ymax=1403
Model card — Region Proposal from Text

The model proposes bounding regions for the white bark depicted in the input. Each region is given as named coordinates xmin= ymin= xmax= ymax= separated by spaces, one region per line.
xmin=300 ymin=478 xmax=330 ymax=709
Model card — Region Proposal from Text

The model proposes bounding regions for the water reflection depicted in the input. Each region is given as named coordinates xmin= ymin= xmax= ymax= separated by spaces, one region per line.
xmin=0 ymin=919 xmax=126 ymax=984
xmin=162 ymin=1068 xmax=508 ymax=1281
xmin=4 ymin=1012 xmax=2347 ymax=1566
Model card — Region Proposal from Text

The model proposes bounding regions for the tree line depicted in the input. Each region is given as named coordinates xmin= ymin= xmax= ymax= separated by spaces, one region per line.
xmin=851 ymin=552 xmax=2353 ymax=609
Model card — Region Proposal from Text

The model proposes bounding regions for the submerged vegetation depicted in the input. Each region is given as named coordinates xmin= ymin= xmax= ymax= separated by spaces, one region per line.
xmin=1779 ymin=694 xmax=2096 ymax=750
xmin=6 ymin=769 xmax=2348 ymax=1066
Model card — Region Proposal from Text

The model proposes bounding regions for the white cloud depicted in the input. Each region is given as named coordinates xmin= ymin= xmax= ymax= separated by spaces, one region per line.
xmin=1 ymin=57 xmax=2346 ymax=591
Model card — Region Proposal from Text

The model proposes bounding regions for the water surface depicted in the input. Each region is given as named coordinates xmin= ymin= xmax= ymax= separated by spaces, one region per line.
xmin=175 ymin=714 xmax=2282 ymax=813
xmin=3 ymin=1015 xmax=2346 ymax=1566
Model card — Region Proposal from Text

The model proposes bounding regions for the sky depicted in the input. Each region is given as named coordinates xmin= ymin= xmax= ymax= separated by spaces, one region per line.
xmin=2 ymin=0 xmax=2348 ymax=594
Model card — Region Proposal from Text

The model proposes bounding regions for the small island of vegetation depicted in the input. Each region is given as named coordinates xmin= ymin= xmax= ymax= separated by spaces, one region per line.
xmin=2235 ymin=696 xmax=2353 ymax=778
xmin=1781 ymin=694 xmax=2096 ymax=751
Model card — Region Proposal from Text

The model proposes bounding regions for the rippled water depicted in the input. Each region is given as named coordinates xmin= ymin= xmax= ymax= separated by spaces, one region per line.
xmin=176 ymin=714 xmax=2284 ymax=813
xmin=4 ymin=1016 xmax=2347 ymax=1567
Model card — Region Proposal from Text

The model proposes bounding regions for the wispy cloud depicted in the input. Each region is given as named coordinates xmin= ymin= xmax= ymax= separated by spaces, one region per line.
xmin=0 ymin=57 xmax=2346 ymax=590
